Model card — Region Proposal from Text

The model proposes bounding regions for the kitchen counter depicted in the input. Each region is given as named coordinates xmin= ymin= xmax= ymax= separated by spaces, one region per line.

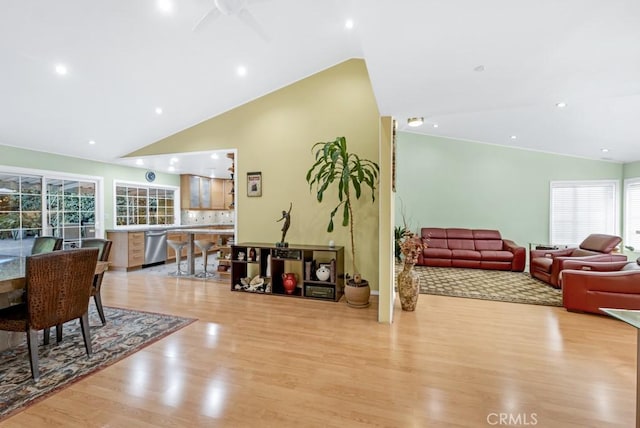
xmin=105 ymin=224 xmax=234 ymax=233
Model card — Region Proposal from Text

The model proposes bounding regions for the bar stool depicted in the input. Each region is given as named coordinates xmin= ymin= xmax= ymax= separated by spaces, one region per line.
xmin=167 ymin=240 xmax=188 ymax=276
xmin=194 ymin=239 xmax=216 ymax=278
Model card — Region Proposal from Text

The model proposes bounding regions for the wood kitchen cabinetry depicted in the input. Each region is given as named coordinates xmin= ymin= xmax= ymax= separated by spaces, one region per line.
xmin=106 ymin=231 xmax=145 ymax=271
xmin=181 ymin=175 xmax=233 ymax=210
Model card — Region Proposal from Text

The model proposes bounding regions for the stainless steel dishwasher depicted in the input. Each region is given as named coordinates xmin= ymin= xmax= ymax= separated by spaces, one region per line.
xmin=144 ymin=230 xmax=167 ymax=266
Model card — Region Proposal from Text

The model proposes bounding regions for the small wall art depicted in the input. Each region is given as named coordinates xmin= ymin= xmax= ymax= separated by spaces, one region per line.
xmin=247 ymin=171 xmax=262 ymax=197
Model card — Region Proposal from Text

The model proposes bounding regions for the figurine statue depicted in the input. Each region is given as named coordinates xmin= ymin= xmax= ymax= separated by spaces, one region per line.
xmin=276 ymin=202 xmax=292 ymax=246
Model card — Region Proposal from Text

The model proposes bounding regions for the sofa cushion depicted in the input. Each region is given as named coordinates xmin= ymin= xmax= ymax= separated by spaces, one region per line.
xmin=423 ymin=248 xmax=452 ymax=258
xmin=425 ymin=237 xmax=448 ymax=249
xmin=422 ymin=228 xmax=446 ymax=240
xmin=451 ymin=249 xmax=481 ymax=260
xmin=421 ymin=228 xmax=447 ymax=249
xmin=570 ymin=249 xmax=599 ymax=257
xmin=531 ymin=257 xmax=553 ymax=273
xmin=472 ymin=229 xmax=502 ymax=240
xmin=446 ymin=228 xmax=474 ymax=240
xmin=579 ymin=234 xmax=622 ymax=253
xmin=480 ymin=250 xmax=514 ymax=262
xmin=475 ymin=239 xmax=503 ymax=251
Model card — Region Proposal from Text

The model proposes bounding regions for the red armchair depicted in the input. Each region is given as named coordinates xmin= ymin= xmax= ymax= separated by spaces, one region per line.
xmin=529 ymin=234 xmax=626 ymax=287
xmin=561 ymin=258 xmax=640 ymax=315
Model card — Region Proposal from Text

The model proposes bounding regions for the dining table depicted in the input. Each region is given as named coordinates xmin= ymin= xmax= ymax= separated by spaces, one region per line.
xmin=176 ymin=228 xmax=235 ymax=275
xmin=0 ymin=255 xmax=109 ymax=297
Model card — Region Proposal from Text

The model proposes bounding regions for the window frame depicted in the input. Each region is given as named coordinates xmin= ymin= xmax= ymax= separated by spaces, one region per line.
xmin=0 ymin=165 xmax=104 ymax=254
xmin=113 ymin=180 xmax=180 ymax=229
xmin=549 ymin=179 xmax=620 ymax=246
xmin=624 ymin=177 xmax=640 ymax=251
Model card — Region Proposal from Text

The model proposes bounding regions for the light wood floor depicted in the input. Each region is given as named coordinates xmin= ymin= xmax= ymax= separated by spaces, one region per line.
xmin=1 ymin=270 xmax=637 ymax=427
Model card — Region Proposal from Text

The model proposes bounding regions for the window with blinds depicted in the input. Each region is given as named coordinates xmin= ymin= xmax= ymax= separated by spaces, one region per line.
xmin=550 ymin=180 xmax=619 ymax=246
xmin=625 ymin=178 xmax=640 ymax=250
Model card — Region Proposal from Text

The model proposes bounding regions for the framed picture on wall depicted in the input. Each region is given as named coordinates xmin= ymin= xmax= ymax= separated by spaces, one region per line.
xmin=247 ymin=171 xmax=262 ymax=197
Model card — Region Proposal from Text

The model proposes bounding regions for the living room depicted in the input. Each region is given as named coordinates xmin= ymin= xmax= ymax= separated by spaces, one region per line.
xmin=2 ymin=1 xmax=640 ymax=426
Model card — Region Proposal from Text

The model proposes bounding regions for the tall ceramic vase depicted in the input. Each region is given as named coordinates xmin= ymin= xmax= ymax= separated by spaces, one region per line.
xmin=397 ymin=261 xmax=419 ymax=311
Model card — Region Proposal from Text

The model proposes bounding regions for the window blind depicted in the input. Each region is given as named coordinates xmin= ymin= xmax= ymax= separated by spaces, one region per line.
xmin=550 ymin=180 xmax=618 ymax=246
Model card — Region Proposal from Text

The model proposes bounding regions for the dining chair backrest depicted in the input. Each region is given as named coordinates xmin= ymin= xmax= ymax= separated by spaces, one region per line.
xmin=31 ymin=236 xmax=63 ymax=255
xmin=25 ymin=247 xmax=98 ymax=330
xmin=81 ymin=239 xmax=112 ymax=262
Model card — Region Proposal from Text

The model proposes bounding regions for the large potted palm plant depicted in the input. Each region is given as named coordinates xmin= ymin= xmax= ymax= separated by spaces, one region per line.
xmin=305 ymin=136 xmax=379 ymax=308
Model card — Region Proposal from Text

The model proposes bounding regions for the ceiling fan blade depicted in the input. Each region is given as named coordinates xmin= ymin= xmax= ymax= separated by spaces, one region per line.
xmin=237 ymin=8 xmax=270 ymax=42
xmin=193 ymin=7 xmax=222 ymax=32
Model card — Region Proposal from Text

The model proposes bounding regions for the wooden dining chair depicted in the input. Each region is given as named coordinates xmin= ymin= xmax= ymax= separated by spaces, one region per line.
xmin=31 ymin=236 xmax=63 ymax=254
xmin=80 ymin=238 xmax=112 ymax=325
xmin=0 ymin=248 xmax=99 ymax=381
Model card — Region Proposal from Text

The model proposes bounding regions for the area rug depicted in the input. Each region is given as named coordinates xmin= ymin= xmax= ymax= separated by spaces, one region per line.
xmin=410 ymin=265 xmax=563 ymax=306
xmin=0 ymin=306 xmax=196 ymax=420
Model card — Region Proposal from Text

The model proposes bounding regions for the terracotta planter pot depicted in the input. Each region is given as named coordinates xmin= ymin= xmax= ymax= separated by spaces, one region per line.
xmin=345 ymin=279 xmax=370 ymax=308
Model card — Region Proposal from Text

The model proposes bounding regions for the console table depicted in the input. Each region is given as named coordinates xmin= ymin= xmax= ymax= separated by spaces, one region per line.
xmin=230 ymin=243 xmax=344 ymax=301
xmin=600 ymin=307 xmax=640 ymax=428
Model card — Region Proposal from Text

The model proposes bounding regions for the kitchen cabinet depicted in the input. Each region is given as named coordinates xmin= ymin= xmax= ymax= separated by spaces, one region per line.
xmin=106 ymin=231 xmax=145 ymax=271
xmin=181 ymin=175 xmax=234 ymax=210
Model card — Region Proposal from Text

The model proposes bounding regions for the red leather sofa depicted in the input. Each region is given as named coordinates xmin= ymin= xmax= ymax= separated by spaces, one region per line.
xmin=529 ymin=234 xmax=626 ymax=288
xmin=561 ymin=258 xmax=640 ymax=315
xmin=417 ymin=228 xmax=525 ymax=272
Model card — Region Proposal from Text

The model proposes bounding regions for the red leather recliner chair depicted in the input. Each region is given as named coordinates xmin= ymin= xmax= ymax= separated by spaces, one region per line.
xmin=561 ymin=257 xmax=640 ymax=315
xmin=529 ymin=234 xmax=626 ymax=288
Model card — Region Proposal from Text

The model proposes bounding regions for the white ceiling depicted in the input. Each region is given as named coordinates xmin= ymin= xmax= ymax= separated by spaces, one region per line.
xmin=1 ymin=0 xmax=640 ymax=177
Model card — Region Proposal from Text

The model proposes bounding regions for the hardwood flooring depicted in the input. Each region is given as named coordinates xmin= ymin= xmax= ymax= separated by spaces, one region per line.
xmin=1 ymin=270 xmax=637 ymax=427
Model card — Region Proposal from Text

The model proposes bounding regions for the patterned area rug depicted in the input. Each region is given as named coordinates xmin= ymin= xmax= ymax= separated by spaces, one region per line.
xmin=0 ymin=306 xmax=196 ymax=420
xmin=410 ymin=265 xmax=563 ymax=306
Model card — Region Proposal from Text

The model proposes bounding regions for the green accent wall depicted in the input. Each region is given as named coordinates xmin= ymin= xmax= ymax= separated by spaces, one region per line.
xmin=0 ymin=144 xmax=179 ymax=230
xmin=624 ymin=161 xmax=640 ymax=178
xmin=394 ymin=132 xmax=624 ymax=249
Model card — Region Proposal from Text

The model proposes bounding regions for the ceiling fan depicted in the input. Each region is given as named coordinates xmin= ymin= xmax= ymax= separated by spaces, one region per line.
xmin=193 ymin=0 xmax=271 ymax=42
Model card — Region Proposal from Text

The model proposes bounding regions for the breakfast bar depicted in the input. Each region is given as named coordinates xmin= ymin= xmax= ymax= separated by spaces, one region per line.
xmin=177 ymin=228 xmax=235 ymax=275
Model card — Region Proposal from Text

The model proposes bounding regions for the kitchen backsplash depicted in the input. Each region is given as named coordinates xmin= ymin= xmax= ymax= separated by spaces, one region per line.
xmin=181 ymin=210 xmax=235 ymax=225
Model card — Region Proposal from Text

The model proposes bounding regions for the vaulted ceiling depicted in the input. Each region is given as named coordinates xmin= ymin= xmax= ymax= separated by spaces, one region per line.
xmin=2 ymin=0 xmax=639 ymax=176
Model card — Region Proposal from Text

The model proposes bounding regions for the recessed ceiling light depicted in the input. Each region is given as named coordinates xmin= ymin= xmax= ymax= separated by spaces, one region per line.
xmin=432 ymin=123 xmax=439 ymax=128
xmin=407 ymin=117 xmax=424 ymax=127
xmin=55 ymin=64 xmax=68 ymax=75
xmin=473 ymin=65 xmax=485 ymax=72
xmin=556 ymin=102 xmax=567 ymax=108
xmin=170 ymin=157 xmax=179 ymax=163
xmin=211 ymin=153 xmax=219 ymax=159
xmin=88 ymin=140 xmax=96 ymax=145
xmin=510 ymin=135 xmax=517 ymax=140
xmin=210 ymin=172 xmax=216 ymax=178
xmin=237 ymin=66 xmax=247 ymax=77
xmin=155 ymin=107 xmax=163 ymax=115
xmin=157 ymin=0 xmax=173 ymax=13
xmin=601 ymin=148 xmax=609 ymax=153
xmin=345 ymin=19 xmax=354 ymax=29
xmin=168 ymin=166 xmax=176 ymax=172
xmin=136 ymin=159 xmax=144 ymax=166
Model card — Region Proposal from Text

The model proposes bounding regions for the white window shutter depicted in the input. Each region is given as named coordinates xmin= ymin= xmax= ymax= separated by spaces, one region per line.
xmin=550 ymin=180 xmax=618 ymax=246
